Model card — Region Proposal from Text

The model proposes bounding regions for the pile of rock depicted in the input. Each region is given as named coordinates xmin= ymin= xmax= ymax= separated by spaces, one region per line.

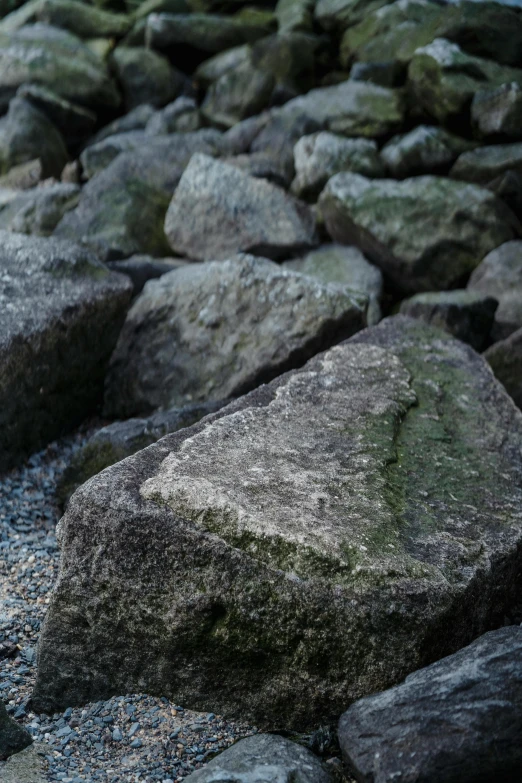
xmin=1 ymin=0 xmax=522 ymax=779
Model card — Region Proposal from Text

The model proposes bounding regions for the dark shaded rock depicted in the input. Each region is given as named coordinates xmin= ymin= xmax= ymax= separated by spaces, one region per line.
xmin=110 ymin=46 xmax=186 ymax=111
xmin=381 ymin=126 xmax=474 ymax=178
xmin=291 ymin=132 xmax=384 ymax=200
xmin=0 ymin=97 xmax=68 ymax=179
xmin=399 ymin=289 xmax=498 ymax=351
xmin=107 ymin=254 xmax=187 ymax=295
xmin=472 ymin=82 xmax=522 ymax=141
xmin=194 ymin=43 xmax=250 ymax=87
xmin=164 ymin=154 xmax=317 ymax=261
xmin=0 ymin=182 xmax=80 ymax=235
xmin=17 ymin=83 xmax=97 ymax=142
xmin=276 ymin=0 xmax=315 ymax=33
xmin=349 ymin=60 xmax=402 ymax=88
xmin=0 ymin=700 xmax=32 ymax=760
xmin=284 ymin=243 xmax=383 ymax=325
xmin=0 ymin=24 xmax=121 ymax=112
xmin=223 ymin=152 xmax=292 ymax=189
xmin=249 ymin=111 xmax=320 ymax=182
xmin=144 ymin=97 xmax=201 ymax=134
xmin=88 ymin=104 xmax=156 ymax=147
xmin=201 ymin=60 xmax=275 ymax=129
xmin=80 ymin=128 xmax=223 ymax=181
xmin=222 ymin=111 xmax=271 ymax=155
xmin=315 ymin=0 xmax=390 ymax=32
xmin=183 ymin=734 xmax=332 ymax=783
xmin=451 ymin=143 xmax=522 ymax=186
xmin=485 ymin=326 xmax=522 ymax=410
xmin=0 ymin=0 xmax=131 ymax=39
xmin=250 ymin=32 xmax=319 ymax=104
xmin=58 ymin=399 xmax=228 ymax=505
xmin=341 ymin=0 xmax=522 ymax=70
xmin=338 ymin=626 xmax=522 ymax=783
xmin=319 ymin=172 xmax=520 ymax=293
xmin=0 ymin=232 xmax=132 ymax=471
xmin=104 ymin=253 xmax=365 ymax=416
xmin=468 ymin=240 xmax=522 ymax=341
xmin=33 ymin=317 xmax=522 ymax=729
xmin=408 ymin=38 xmax=522 ymax=125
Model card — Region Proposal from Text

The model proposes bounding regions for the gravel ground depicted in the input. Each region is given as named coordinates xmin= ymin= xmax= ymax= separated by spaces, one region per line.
xmin=0 ymin=427 xmax=257 ymax=783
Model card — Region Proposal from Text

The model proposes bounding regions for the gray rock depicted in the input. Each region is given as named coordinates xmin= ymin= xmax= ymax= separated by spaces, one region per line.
xmin=0 ymin=0 xmax=131 ymax=39
xmin=80 ymin=128 xmax=223 ymax=182
xmin=164 ymin=154 xmax=318 ymax=262
xmin=276 ymin=0 xmax=315 ymax=33
xmin=250 ymin=32 xmax=319 ymax=104
xmin=0 ymin=158 xmax=42 ymax=190
xmin=0 ymin=231 xmax=132 ymax=471
xmin=284 ymin=243 xmax=382 ymax=325
xmin=223 ymin=111 xmax=271 ymax=155
xmin=17 ymin=83 xmax=97 ymax=142
xmin=408 ymin=38 xmax=522 ymax=125
xmin=58 ymin=399 xmax=229 ymax=506
xmin=485 ymin=326 xmax=522 ymax=410
xmin=183 ymin=734 xmax=332 ymax=783
xmin=110 ymin=46 xmax=186 ymax=111
xmin=223 ymin=152 xmax=292 ymax=189
xmin=88 ymin=104 xmax=156 ymax=146
xmin=201 ymin=60 xmax=275 ymax=129
xmin=1 ymin=743 xmax=47 ymax=783
xmin=0 ymin=24 xmax=120 ymax=113
xmin=472 ymin=82 xmax=522 ymax=141
xmin=338 ymin=626 xmax=522 ymax=783
xmin=0 ymin=97 xmax=68 ymax=179
xmin=468 ymin=240 xmax=522 ymax=340
xmin=319 ymin=172 xmax=520 ymax=293
xmin=33 ymin=317 xmax=522 ymax=728
xmin=107 ymin=254 xmax=187 ymax=295
xmin=54 ymin=152 xmax=172 ymax=261
xmin=0 ymin=700 xmax=32 ymax=760
xmin=145 ymin=97 xmax=201 ymax=135
xmin=104 ymin=253 xmax=366 ymax=417
xmin=315 ymin=0 xmax=390 ymax=32
xmin=399 ymin=289 xmax=498 ymax=351
xmin=381 ymin=126 xmax=474 ymax=178
xmin=451 ymin=143 xmax=522 ymax=186
xmin=0 ymin=182 xmax=80 ymax=235
xmin=291 ymin=132 xmax=384 ymax=200
xmin=349 ymin=60 xmax=402 ymax=88
xmin=146 ymin=12 xmax=273 ymax=61
xmin=278 ymin=79 xmax=405 ymax=138
xmin=249 ymin=111 xmax=320 ymax=183
xmin=194 ymin=44 xmax=250 ymax=88
xmin=341 ymin=0 xmax=522 ymax=70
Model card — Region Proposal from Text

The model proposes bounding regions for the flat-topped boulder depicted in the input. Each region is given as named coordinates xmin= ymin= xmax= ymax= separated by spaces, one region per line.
xmin=0 ymin=232 xmax=132 ymax=471
xmin=33 ymin=317 xmax=522 ymax=729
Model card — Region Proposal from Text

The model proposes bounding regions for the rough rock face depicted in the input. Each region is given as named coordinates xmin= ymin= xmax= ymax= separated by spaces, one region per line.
xmin=485 ymin=327 xmax=522 ymax=411
xmin=164 ymin=154 xmax=317 ymax=261
xmin=104 ymin=253 xmax=366 ymax=417
xmin=183 ymin=734 xmax=332 ymax=783
xmin=57 ymin=400 xmax=229 ymax=506
xmin=284 ymin=244 xmax=383 ymax=325
xmin=472 ymin=82 xmax=522 ymax=141
xmin=338 ymin=626 xmax=522 ymax=783
xmin=399 ymin=290 xmax=498 ymax=351
xmin=33 ymin=317 xmax=522 ymax=729
xmin=107 ymin=255 xmax=187 ymax=295
xmin=450 ymin=142 xmax=522 ymax=186
xmin=381 ymin=126 xmax=473 ymax=179
xmin=319 ymin=172 xmax=520 ymax=293
xmin=0 ymin=699 xmax=32 ymax=759
xmin=110 ymin=46 xmax=186 ymax=111
xmin=0 ymin=232 xmax=132 ymax=471
xmin=0 ymin=96 xmax=68 ymax=179
xmin=0 ymin=183 xmax=79 ymax=236
xmin=467 ymin=240 xmax=522 ymax=341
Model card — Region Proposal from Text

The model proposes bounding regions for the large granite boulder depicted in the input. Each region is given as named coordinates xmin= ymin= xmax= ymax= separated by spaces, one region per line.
xmin=0 ymin=232 xmax=132 ymax=471
xmin=284 ymin=243 xmax=383 ymax=325
xmin=33 ymin=317 xmax=522 ymax=729
xmin=319 ymin=172 xmax=520 ymax=293
xmin=467 ymin=240 xmax=522 ymax=341
xmin=0 ymin=700 xmax=32 ymax=760
xmin=183 ymin=734 xmax=332 ymax=783
xmin=0 ymin=24 xmax=120 ymax=113
xmin=104 ymin=253 xmax=366 ymax=417
xmin=338 ymin=626 xmax=522 ymax=783
xmin=164 ymin=154 xmax=318 ymax=261
xmin=485 ymin=327 xmax=522 ymax=411
xmin=17 ymin=83 xmax=97 ymax=144
xmin=408 ymin=39 xmax=522 ymax=125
